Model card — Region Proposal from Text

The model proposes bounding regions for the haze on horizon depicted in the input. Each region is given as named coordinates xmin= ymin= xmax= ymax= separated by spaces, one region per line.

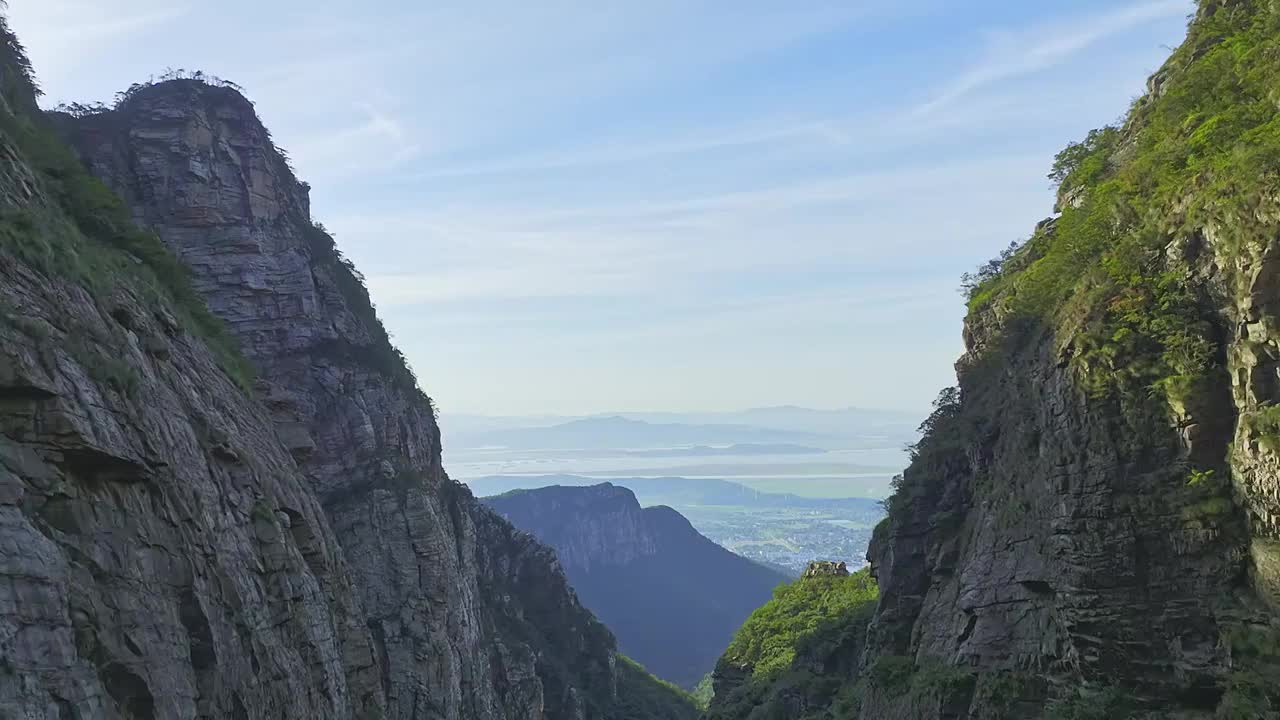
xmin=11 ymin=0 xmax=1196 ymax=417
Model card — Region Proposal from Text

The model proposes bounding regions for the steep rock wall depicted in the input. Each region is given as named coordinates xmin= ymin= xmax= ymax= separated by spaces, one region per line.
xmin=54 ymin=79 xmax=622 ymax=720
xmin=0 ymin=62 xmax=379 ymax=720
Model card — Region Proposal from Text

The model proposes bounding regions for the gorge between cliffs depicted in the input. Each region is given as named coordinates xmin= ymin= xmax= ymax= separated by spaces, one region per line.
xmin=5 ymin=1 xmax=1280 ymax=719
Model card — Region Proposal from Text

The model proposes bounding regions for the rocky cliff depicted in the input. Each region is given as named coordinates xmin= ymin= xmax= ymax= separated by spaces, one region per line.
xmin=708 ymin=1 xmax=1280 ymax=718
xmin=54 ymin=75 xmax=624 ymax=720
xmin=0 ymin=14 xmax=691 ymax=720
xmin=861 ymin=1 xmax=1280 ymax=717
xmin=484 ymin=484 xmax=788 ymax=688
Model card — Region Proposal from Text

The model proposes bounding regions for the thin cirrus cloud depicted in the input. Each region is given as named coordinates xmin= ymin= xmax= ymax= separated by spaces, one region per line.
xmin=915 ymin=0 xmax=1192 ymax=116
xmin=9 ymin=0 xmax=1195 ymax=414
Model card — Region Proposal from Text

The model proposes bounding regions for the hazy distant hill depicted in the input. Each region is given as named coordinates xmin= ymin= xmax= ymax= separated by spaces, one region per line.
xmin=621 ymin=443 xmax=827 ymax=458
xmin=615 ymin=405 xmax=921 ymax=435
xmin=443 ymin=406 xmax=923 ymax=452
xmin=457 ymin=415 xmax=841 ymax=450
xmin=484 ymin=484 xmax=790 ymax=688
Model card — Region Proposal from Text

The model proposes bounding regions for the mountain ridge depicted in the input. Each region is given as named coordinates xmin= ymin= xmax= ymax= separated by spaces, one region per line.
xmin=458 ymin=415 xmax=844 ymax=450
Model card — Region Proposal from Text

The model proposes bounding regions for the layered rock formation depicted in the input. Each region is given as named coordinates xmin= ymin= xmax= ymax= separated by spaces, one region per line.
xmin=485 ymin=484 xmax=788 ymax=688
xmin=0 ymin=15 xmax=692 ymax=719
xmin=56 ymin=76 xmax=621 ymax=720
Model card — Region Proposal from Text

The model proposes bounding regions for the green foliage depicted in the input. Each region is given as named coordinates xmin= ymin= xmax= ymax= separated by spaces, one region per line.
xmin=1187 ymin=467 xmax=1216 ymax=487
xmin=611 ymin=655 xmax=701 ymax=720
xmin=1045 ymin=684 xmax=1135 ymax=720
xmin=1179 ymin=461 xmax=1236 ymax=526
xmin=962 ymin=3 xmax=1280 ymax=405
xmin=1183 ymin=495 xmax=1234 ymax=521
xmin=691 ymin=674 xmax=714 ymax=709
xmin=910 ymin=660 xmax=975 ymax=701
xmin=866 ymin=655 xmax=914 ymax=693
xmin=913 ymin=386 xmax=963 ymax=451
xmin=1219 ymin=624 xmax=1280 ymax=718
xmin=723 ymin=570 xmax=878 ymax=680
xmin=883 ymin=387 xmax=967 ymax=515
xmin=0 ymin=8 xmax=39 ymax=111
xmin=707 ymin=571 xmax=879 ymax=720
xmin=960 ymin=239 xmax=1023 ymax=300
xmin=67 ymin=334 xmax=140 ymax=398
xmin=1244 ymin=405 xmax=1280 ymax=452
xmin=1049 ymin=127 xmax=1122 ymax=186
xmin=972 ymin=672 xmax=1039 ymax=717
xmin=866 ymin=656 xmax=975 ymax=705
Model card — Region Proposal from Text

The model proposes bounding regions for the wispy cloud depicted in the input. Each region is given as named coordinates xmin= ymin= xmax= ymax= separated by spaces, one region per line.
xmin=346 ymin=151 xmax=1047 ymax=307
xmin=9 ymin=0 xmax=1192 ymax=414
xmin=916 ymin=0 xmax=1191 ymax=116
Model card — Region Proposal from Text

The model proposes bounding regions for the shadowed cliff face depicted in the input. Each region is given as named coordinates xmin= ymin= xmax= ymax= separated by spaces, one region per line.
xmin=484 ymin=483 xmax=789 ymax=688
xmin=34 ymin=79 xmax=621 ymax=720
xmin=859 ymin=317 xmax=1252 ymax=718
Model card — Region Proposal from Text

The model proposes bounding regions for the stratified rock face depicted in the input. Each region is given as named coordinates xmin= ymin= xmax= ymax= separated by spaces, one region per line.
xmin=54 ymin=80 xmax=617 ymax=720
xmin=0 ymin=246 xmax=381 ymax=720
xmin=860 ymin=319 xmax=1249 ymax=718
xmin=0 ymin=117 xmax=379 ymax=720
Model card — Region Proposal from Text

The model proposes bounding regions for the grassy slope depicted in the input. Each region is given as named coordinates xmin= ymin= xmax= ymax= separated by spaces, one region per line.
xmin=966 ymin=1 xmax=1280 ymax=407
xmin=706 ymin=571 xmax=879 ymax=720
xmin=613 ymin=655 xmax=703 ymax=720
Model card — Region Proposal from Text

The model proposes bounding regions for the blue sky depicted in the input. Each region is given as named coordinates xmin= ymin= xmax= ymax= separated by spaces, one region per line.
xmin=11 ymin=0 xmax=1196 ymax=416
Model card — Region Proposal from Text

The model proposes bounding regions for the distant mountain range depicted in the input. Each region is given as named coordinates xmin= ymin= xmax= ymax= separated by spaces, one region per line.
xmin=444 ymin=406 xmax=922 ymax=452
xmin=620 ymin=443 xmax=827 ymax=458
xmin=483 ymin=484 xmax=790 ymax=689
xmin=455 ymin=415 xmax=842 ymax=451
xmin=468 ymin=474 xmax=885 ymax=512
xmin=611 ymin=406 xmax=921 ymax=435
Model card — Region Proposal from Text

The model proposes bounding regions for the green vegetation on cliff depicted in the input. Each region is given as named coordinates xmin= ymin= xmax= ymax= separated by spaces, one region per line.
xmin=866 ymin=2 xmax=1280 ymax=717
xmin=613 ymin=655 xmax=702 ymax=720
xmin=964 ymin=1 xmax=1280 ymax=407
xmin=706 ymin=570 xmax=878 ymax=720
